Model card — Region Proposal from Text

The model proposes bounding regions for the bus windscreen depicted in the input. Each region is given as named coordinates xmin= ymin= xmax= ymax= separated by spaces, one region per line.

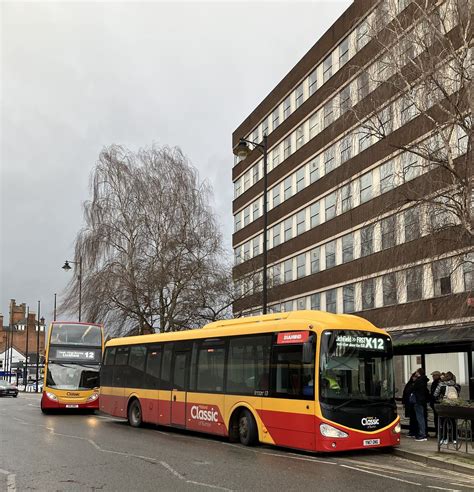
xmin=50 ymin=324 xmax=102 ymax=346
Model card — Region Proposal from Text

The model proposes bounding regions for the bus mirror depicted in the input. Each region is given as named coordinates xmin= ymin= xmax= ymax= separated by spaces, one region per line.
xmin=302 ymin=340 xmax=313 ymax=364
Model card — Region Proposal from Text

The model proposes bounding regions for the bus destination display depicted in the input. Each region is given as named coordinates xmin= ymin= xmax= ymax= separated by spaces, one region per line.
xmin=49 ymin=347 xmax=102 ymax=362
xmin=336 ymin=334 xmax=385 ymax=351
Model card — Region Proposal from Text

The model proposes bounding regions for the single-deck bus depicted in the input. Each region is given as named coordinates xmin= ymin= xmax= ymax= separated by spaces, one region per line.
xmin=41 ymin=321 xmax=104 ymax=413
xmin=100 ymin=311 xmax=400 ymax=452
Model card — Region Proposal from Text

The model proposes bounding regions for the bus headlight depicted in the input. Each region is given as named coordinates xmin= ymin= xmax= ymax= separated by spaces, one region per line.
xmin=46 ymin=392 xmax=58 ymax=401
xmin=87 ymin=393 xmax=99 ymax=402
xmin=320 ymin=423 xmax=348 ymax=438
xmin=393 ymin=423 xmax=401 ymax=434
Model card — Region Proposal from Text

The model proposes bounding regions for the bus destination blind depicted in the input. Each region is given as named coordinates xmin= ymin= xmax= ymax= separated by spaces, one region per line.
xmin=49 ymin=347 xmax=101 ymax=362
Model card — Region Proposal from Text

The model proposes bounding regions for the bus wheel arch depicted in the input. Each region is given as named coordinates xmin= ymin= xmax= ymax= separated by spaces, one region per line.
xmin=228 ymin=405 xmax=259 ymax=446
xmin=127 ymin=397 xmax=142 ymax=427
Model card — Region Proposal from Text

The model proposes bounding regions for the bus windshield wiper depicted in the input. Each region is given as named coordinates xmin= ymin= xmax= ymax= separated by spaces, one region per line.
xmin=365 ymin=400 xmax=396 ymax=407
xmin=331 ymin=398 xmax=366 ymax=410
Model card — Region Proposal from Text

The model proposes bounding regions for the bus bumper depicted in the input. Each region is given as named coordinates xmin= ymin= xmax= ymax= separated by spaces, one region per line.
xmin=41 ymin=392 xmax=100 ymax=410
xmin=315 ymin=419 xmax=401 ymax=452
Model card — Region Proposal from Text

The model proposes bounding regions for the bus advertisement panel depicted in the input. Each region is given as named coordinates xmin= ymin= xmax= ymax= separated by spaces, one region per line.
xmin=100 ymin=311 xmax=400 ymax=452
xmin=41 ymin=322 xmax=104 ymax=412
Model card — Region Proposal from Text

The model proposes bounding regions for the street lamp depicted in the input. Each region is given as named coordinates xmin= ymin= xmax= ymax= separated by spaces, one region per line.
xmin=62 ymin=257 xmax=83 ymax=322
xmin=233 ymin=135 xmax=269 ymax=315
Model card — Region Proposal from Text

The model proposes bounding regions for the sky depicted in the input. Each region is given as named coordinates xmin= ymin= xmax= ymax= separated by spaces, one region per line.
xmin=0 ymin=0 xmax=351 ymax=325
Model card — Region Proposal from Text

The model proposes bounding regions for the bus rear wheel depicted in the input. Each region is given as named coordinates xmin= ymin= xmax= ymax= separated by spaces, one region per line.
xmin=128 ymin=399 xmax=142 ymax=428
xmin=238 ymin=409 xmax=258 ymax=446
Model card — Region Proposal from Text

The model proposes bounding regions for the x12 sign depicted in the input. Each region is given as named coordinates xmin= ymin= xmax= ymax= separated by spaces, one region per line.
xmin=277 ymin=331 xmax=309 ymax=344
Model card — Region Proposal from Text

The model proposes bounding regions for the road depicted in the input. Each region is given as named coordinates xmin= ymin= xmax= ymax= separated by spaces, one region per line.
xmin=1 ymin=394 xmax=473 ymax=492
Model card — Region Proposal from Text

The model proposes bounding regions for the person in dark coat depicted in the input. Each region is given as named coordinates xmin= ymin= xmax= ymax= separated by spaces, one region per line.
xmin=412 ymin=368 xmax=429 ymax=441
xmin=434 ymin=371 xmax=461 ymax=444
xmin=402 ymin=372 xmax=418 ymax=438
xmin=430 ymin=371 xmax=441 ymax=437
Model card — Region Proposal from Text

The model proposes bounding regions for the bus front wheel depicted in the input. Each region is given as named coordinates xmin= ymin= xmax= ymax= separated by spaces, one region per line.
xmin=238 ymin=409 xmax=258 ymax=446
xmin=128 ymin=399 xmax=142 ymax=428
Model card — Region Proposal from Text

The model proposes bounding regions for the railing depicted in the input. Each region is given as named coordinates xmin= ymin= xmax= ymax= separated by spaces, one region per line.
xmin=436 ymin=404 xmax=474 ymax=454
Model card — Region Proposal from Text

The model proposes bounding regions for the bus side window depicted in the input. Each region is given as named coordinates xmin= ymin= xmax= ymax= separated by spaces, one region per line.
xmin=114 ymin=347 xmax=129 ymax=388
xmin=160 ymin=344 xmax=173 ymax=390
xmin=129 ymin=345 xmax=146 ymax=389
xmin=196 ymin=340 xmax=225 ymax=393
xmin=145 ymin=345 xmax=162 ymax=390
xmin=102 ymin=347 xmax=116 ymax=387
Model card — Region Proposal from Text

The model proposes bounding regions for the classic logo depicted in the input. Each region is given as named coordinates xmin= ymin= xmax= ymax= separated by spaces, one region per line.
xmin=66 ymin=392 xmax=80 ymax=397
xmin=361 ymin=416 xmax=379 ymax=427
xmin=190 ymin=405 xmax=218 ymax=422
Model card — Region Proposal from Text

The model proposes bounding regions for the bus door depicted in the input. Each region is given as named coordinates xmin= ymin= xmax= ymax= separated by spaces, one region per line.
xmin=113 ymin=346 xmax=130 ymax=418
xmin=170 ymin=343 xmax=191 ymax=427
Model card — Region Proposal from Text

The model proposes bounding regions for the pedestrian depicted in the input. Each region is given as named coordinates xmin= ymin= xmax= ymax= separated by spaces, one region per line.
xmin=434 ymin=371 xmax=461 ymax=444
xmin=402 ymin=372 xmax=418 ymax=438
xmin=430 ymin=371 xmax=442 ymax=437
xmin=412 ymin=368 xmax=429 ymax=441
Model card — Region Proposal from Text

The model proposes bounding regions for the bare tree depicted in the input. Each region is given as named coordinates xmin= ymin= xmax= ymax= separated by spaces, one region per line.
xmin=353 ymin=0 xmax=472 ymax=241
xmin=60 ymin=144 xmax=235 ymax=336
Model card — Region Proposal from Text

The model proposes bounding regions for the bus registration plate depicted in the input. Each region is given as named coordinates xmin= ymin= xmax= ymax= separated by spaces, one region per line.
xmin=363 ymin=439 xmax=380 ymax=446
xmin=66 ymin=404 xmax=79 ymax=408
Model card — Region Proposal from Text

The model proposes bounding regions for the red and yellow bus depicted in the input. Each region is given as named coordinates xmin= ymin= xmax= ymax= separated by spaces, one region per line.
xmin=41 ymin=321 xmax=104 ymax=413
xmin=100 ymin=311 xmax=400 ymax=452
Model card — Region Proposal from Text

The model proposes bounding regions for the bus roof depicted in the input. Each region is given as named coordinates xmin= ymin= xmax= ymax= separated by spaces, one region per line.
xmin=106 ymin=310 xmax=387 ymax=348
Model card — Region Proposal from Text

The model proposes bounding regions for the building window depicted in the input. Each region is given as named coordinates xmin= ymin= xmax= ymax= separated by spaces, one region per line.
xmin=284 ymin=176 xmax=292 ymax=200
xmin=340 ymin=86 xmax=351 ymax=114
xmin=253 ymin=238 xmax=260 ymax=257
xmin=243 ymin=171 xmax=250 ymax=191
xmin=379 ymin=104 xmax=393 ymax=135
xmin=380 ymin=160 xmax=395 ymax=193
xmin=402 ymin=152 xmax=420 ymax=181
xmin=381 ymin=215 xmax=396 ymax=250
xmin=243 ymin=206 xmax=250 ymax=227
xmin=360 ymin=224 xmax=374 ymax=257
xmin=234 ymin=179 xmax=242 ymax=198
xmin=309 ymin=112 xmax=319 ymax=139
xmin=325 ymin=240 xmax=336 ymax=269
xmin=295 ymin=83 xmax=304 ymax=109
xmin=359 ymin=172 xmax=372 ymax=204
xmin=283 ymin=300 xmax=293 ymax=312
xmin=262 ymin=117 xmax=269 ymax=137
xmin=401 ymin=97 xmax=416 ymax=125
xmin=357 ymin=71 xmax=370 ymax=101
xmin=310 ymin=247 xmax=320 ymax=274
xmin=296 ymin=210 xmax=306 ymax=235
xmin=310 ymin=201 xmax=320 ymax=228
xmin=341 ymin=183 xmax=352 ymax=213
xmin=356 ymin=20 xmax=369 ymax=50
xmin=296 ymin=297 xmax=307 ymax=310
xmin=284 ymin=259 xmax=293 ymax=283
xmin=235 ymin=213 xmax=242 ymax=231
xmin=342 ymin=233 xmax=354 ymax=263
xmin=340 ymin=134 xmax=352 ymax=163
xmin=343 ymin=285 xmax=355 ymax=313
xmin=382 ymin=273 xmax=397 ymax=306
xmin=311 ymin=293 xmax=321 ymax=310
xmin=252 ymin=164 xmax=260 ymax=184
xmin=296 ymin=167 xmax=305 ymax=193
xmin=271 ymin=264 xmax=281 ymax=286
xmin=404 ymin=207 xmax=420 ymax=242
xmin=324 ymin=146 xmax=335 ymax=174
xmin=272 ymin=225 xmax=281 ymax=247
xmin=309 ymin=69 xmax=318 ymax=96
xmin=432 ymin=259 xmax=452 ymax=296
xmin=362 ymin=278 xmax=375 ymax=310
xmin=297 ymin=253 xmax=306 ymax=279
xmin=272 ymin=185 xmax=281 ymax=208
xmin=272 ymin=108 xmax=280 ymax=130
xmin=323 ymin=53 xmax=332 ymax=83
xmin=406 ymin=266 xmax=423 ymax=302
xmin=464 ymin=253 xmax=473 ymax=291
xmin=325 ymin=289 xmax=337 ymax=313
xmin=283 ymin=136 xmax=292 ymax=159
xmin=296 ymin=125 xmax=305 ymax=150
xmin=324 ymin=100 xmax=334 ymax=128
xmin=358 ymin=130 xmax=371 ymax=152
xmin=325 ymin=192 xmax=336 ymax=221
xmin=284 ymin=217 xmax=293 ymax=242
xmin=283 ymin=96 xmax=291 ymax=120
xmin=309 ymin=158 xmax=319 ymax=184
xmin=339 ymin=37 xmax=349 ymax=67
xmin=243 ymin=242 xmax=250 ymax=260
xmin=272 ymin=146 xmax=281 ymax=168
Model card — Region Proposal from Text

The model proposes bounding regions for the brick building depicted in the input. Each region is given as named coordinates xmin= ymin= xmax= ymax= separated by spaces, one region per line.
xmin=231 ymin=0 xmax=473 ymax=395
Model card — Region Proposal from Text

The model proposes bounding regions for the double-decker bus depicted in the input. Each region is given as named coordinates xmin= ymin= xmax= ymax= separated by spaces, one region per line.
xmin=100 ymin=311 xmax=400 ymax=452
xmin=41 ymin=321 xmax=104 ymax=413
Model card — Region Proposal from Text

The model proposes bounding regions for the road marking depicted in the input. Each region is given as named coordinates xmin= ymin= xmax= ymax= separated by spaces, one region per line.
xmin=187 ymin=480 xmax=233 ymax=491
xmin=159 ymin=461 xmax=185 ymax=480
xmin=339 ymin=464 xmax=423 ymax=486
xmin=0 ymin=468 xmax=16 ymax=492
xmin=427 ymin=487 xmax=462 ymax=492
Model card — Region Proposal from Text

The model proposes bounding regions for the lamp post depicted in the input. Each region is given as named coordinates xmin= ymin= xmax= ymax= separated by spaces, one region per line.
xmin=62 ymin=257 xmax=82 ymax=322
xmin=233 ymin=135 xmax=269 ymax=315
xmin=35 ymin=301 xmax=41 ymax=393
xmin=24 ymin=306 xmax=29 ymax=391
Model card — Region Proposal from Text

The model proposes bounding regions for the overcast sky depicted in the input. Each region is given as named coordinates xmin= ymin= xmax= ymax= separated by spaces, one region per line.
xmin=0 ymin=0 xmax=351 ymax=325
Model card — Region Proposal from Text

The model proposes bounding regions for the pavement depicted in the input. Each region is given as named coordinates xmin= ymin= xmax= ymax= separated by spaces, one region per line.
xmin=1 ymin=393 xmax=474 ymax=491
xmin=395 ymin=432 xmax=474 ymax=476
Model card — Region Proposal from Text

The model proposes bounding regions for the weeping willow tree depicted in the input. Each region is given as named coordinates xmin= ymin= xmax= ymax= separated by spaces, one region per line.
xmin=59 ymin=144 xmax=235 ymax=335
